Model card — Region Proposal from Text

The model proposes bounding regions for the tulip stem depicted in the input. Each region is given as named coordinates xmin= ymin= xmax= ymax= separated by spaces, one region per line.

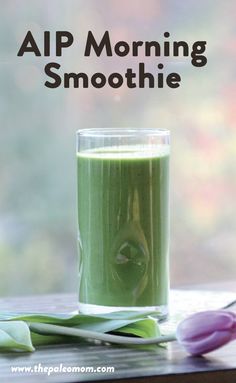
xmin=29 ymin=322 xmax=177 ymax=345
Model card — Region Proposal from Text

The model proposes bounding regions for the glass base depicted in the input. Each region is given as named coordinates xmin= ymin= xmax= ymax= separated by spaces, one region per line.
xmin=78 ymin=302 xmax=168 ymax=321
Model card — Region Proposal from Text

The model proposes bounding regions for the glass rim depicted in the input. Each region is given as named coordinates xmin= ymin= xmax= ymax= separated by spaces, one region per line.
xmin=76 ymin=128 xmax=170 ymax=138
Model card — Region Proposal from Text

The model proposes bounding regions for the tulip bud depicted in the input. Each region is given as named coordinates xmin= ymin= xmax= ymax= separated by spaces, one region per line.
xmin=176 ymin=310 xmax=236 ymax=356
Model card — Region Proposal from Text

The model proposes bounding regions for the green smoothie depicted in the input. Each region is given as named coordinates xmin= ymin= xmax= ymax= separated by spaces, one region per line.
xmin=77 ymin=145 xmax=169 ymax=309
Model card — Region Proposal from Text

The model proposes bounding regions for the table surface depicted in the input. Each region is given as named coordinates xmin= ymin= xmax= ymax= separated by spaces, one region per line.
xmin=0 ymin=284 xmax=236 ymax=383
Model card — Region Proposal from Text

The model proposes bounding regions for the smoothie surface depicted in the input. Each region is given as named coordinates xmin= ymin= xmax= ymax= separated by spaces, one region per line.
xmin=77 ymin=144 xmax=170 ymax=159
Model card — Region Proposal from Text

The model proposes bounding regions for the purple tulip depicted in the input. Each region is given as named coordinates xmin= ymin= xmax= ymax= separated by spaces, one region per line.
xmin=176 ymin=310 xmax=236 ymax=356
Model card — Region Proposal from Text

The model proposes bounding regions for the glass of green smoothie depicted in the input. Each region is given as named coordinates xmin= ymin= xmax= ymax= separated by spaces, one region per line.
xmin=77 ymin=128 xmax=170 ymax=318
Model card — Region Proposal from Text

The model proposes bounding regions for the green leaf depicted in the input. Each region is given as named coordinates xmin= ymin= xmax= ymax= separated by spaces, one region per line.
xmin=0 ymin=321 xmax=34 ymax=352
xmin=1 ymin=309 xmax=157 ymax=323
xmin=27 ymin=312 xmax=160 ymax=345
xmin=2 ymin=310 xmax=159 ymax=334
xmin=30 ymin=332 xmax=72 ymax=347
xmin=117 ymin=318 xmax=160 ymax=338
xmin=0 ymin=311 xmax=165 ymax=352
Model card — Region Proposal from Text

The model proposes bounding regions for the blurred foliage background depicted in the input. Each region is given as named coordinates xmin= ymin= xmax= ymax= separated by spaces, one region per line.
xmin=0 ymin=0 xmax=235 ymax=296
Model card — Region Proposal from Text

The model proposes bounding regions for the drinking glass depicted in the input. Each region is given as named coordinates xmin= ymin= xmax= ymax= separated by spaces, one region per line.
xmin=77 ymin=128 xmax=170 ymax=318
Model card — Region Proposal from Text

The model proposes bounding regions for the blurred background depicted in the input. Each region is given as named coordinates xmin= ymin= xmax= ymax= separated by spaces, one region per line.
xmin=0 ymin=0 xmax=235 ymax=296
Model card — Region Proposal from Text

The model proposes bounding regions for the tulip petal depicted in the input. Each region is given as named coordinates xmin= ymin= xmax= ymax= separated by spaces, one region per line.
xmin=176 ymin=311 xmax=235 ymax=342
xmin=178 ymin=330 xmax=232 ymax=356
xmin=231 ymin=318 xmax=236 ymax=340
